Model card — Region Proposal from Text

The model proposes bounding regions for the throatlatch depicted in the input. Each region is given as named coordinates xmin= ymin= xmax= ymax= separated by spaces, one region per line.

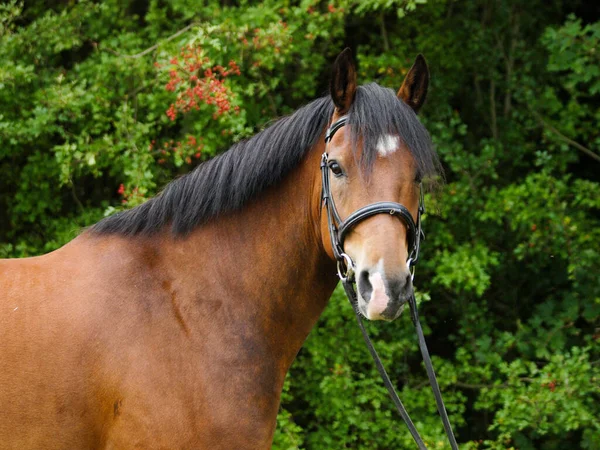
xmin=321 ymin=115 xmax=459 ymax=450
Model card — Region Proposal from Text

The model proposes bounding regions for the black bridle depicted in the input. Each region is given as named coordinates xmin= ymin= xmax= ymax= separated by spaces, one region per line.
xmin=321 ymin=115 xmax=459 ymax=450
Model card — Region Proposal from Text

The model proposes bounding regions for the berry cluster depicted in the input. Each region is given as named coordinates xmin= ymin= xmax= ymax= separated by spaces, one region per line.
xmin=306 ymin=4 xmax=343 ymax=14
xmin=237 ymin=21 xmax=292 ymax=63
xmin=116 ymin=184 xmax=144 ymax=205
xmin=148 ymin=135 xmax=204 ymax=166
xmin=542 ymin=378 xmax=558 ymax=392
xmin=159 ymin=45 xmax=241 ymax=121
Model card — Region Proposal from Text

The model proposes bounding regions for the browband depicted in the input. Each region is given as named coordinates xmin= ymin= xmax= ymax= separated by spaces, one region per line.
xmin=324 ymin=116 xmax=348 ymax=143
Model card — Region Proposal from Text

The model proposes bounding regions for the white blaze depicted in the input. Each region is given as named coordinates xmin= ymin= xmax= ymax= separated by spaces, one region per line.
xmin=365 ymin=260 xmax=390 ymax=320
xmin=376 ymin=134 xmax=399 ymax=157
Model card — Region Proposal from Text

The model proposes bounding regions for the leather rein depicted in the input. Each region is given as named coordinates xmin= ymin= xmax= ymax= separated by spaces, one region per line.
xmin=321 ymin=115 xmax=459 ymax=450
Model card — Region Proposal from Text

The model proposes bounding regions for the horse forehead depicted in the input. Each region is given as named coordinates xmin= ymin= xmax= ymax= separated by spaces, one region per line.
xmin=376 ymin=134 xmax=400 ymax=157
xmin=330 ymin=130 xmax=415 ymax=177
xmin=372 ymin=137 xmax=416 ymax=178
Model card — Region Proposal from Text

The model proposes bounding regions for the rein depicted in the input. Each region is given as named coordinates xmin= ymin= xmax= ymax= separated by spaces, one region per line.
xmin=321 ymin=116 xmax=459 ymax=450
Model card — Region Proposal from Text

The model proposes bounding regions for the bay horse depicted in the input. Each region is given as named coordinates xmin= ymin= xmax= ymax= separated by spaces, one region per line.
xmin=0 ymin=49 xmax=441 ymax=449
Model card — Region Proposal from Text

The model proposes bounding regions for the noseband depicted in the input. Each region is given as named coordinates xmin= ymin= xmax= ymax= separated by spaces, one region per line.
xmin=321 ymin=115 xmax=459 ymax=450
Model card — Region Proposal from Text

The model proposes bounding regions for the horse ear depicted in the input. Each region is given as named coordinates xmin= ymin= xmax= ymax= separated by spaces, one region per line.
xmin=398 ymin=54 xmax=429 ymax=113
xmin=330 ymin=48 xmax=357 ymax=114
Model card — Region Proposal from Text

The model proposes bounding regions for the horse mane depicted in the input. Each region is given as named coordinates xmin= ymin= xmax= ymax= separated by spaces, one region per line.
xmin=92 ymin=83 xmax=441 ymax=236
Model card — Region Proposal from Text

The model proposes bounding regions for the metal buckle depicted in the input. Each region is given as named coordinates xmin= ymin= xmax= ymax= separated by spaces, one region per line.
xmin=321 ymin=152 xmax=328 ymax=167
xmin=406 ymin=257 xmax=416 ymax=281
xmin=337 ymin=253 xmax=355 ymax=282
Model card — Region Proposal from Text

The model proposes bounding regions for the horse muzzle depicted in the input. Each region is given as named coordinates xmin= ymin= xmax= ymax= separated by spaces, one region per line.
xmin=357 ymin=269 xmax=413 ymax=321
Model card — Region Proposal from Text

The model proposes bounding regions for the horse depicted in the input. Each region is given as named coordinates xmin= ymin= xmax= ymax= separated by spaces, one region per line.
xmin=0 ymin=48 xmax=441 ymax=449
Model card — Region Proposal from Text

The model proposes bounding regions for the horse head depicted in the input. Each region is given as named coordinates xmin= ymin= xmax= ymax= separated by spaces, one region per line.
xmin=320 ymin=49 xmax=435 ymax=321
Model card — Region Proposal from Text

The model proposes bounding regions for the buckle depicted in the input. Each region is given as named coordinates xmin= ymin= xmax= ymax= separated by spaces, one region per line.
xmin=337 ymin=253 xmax=355 ymax=282
xmin=406 ymin=257 xmax=416 ymax=281
xmin=320 ymin=152 xmax=328 ymax=167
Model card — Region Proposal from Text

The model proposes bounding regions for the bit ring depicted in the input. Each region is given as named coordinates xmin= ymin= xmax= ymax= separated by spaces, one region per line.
xmin=337 ymin=253 xmax=355 ymax=281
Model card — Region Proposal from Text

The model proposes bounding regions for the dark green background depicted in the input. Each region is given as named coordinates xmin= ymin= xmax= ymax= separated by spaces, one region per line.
xmin=1 ymin=1 xmax=598 ymax=448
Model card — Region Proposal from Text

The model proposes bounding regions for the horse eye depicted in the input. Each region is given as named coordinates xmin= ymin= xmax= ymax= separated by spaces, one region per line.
xmin=329 ymin=161 xmax=344 ymax=177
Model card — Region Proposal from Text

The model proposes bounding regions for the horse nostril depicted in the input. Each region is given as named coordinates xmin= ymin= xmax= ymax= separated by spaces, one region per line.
xmin=389 ymin=275 xmax=413 ymax=303
xmin=358 ymin=270 xmax=373 ymax=302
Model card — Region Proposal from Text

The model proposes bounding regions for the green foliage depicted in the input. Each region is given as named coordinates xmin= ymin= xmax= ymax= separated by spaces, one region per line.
xmin=1 ymin=1 xmax=599 ymax=449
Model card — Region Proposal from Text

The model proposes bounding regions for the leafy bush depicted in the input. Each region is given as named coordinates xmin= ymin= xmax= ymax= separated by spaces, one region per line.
xmin=1 ymin=1 xmax=598 ymax=448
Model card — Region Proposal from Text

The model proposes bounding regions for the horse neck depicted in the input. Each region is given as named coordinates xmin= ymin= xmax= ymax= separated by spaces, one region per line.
xmin=165 ymin=141 xmax=338 ymax=368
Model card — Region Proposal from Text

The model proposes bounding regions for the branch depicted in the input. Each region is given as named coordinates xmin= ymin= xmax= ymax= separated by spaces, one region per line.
xmin=455 ymin=381 xmax=498 ymax=390
xmin=446 ymin=0 xmax=455 ymax=19
xmin=473 ymin=73 xmax=483 ymax=106
xmin=532 ymin=110 xmax=600 ymax=163
xmin=101 ymin=23 xmax=196 ymax=59
xmin=70 ymin=180 xmax=84 ymax=213
xmin=543 ymin=320 xmax=575 ymax=348
xmin=489 ymin=77 xmax=498 ymax=140
xmin=503 ymin=9 xmax=519 ymax=117
xmin=379 ymin=12 xmax=389 ymax=52
xmin=256 ymin=71 xmax=278 ymax=116
xmin=454 ymin=378 xmax=536 ymax=390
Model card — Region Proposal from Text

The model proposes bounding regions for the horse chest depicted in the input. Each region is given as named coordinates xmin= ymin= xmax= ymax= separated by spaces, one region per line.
xmin=101 ymin=364 xmax=279 ymax=449
xmin=95 ymin=325 xmax=283 ymax=449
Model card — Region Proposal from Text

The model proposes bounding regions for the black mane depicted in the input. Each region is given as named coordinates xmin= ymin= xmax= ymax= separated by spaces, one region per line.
xmin=92 ymin=83 xmax=441 ymax=236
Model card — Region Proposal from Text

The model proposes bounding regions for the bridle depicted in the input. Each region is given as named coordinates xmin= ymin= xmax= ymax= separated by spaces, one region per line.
xmin=321 ymin=116 xmax=424 ymax=282
xmin=321 ymin=115 xmax=459 ymax=450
